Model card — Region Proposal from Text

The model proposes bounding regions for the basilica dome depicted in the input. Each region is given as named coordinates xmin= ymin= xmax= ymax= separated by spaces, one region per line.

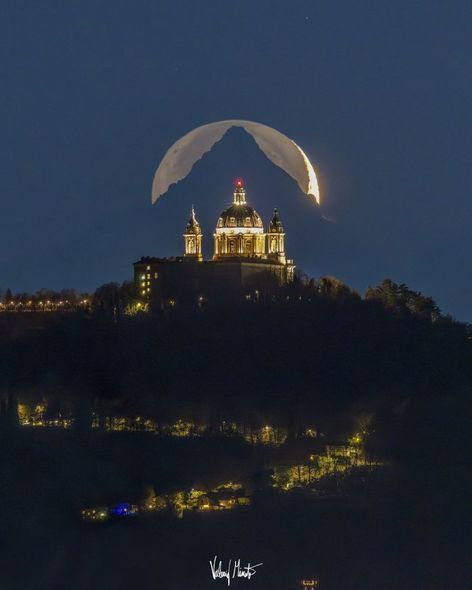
xmin=215 ymin=178 xmax=263 ymax=234
xmin=217 ymin=203 xmax=263 ymax=230
xmin=213 ymin=178 xmax=266 ymax=259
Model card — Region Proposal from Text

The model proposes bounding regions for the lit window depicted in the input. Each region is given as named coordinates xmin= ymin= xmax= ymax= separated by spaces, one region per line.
xmin=154 ymin=272 xmax=158 ymax=279
xmin=146 ymin=265 xmax=150 ymax=270
xmin=141 ymin=274 xmax=145 ymax=280
xmin=147 ymin=273 xmax=150 ymax=279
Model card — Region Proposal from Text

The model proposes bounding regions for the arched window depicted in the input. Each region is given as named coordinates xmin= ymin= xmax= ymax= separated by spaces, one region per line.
xmin=229 ymin=240 xmax=236 ymax=253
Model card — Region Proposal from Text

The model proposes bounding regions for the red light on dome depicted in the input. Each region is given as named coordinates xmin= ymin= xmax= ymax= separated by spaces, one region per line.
xmin=235 ymin=177 xmax=244 ymax=188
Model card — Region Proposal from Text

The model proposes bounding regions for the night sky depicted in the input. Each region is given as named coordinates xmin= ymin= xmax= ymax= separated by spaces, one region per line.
xmin=2 ymin=1 xmax=471 ymax=320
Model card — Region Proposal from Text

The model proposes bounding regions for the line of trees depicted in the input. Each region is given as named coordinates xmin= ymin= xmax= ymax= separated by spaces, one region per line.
xmin=0 ymin=274 xmax=469 ymax=435
xmin=1 ymin=276 xmax=461 ymax=327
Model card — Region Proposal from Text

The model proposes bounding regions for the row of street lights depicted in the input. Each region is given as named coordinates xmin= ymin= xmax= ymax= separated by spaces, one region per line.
xmin=0 ymin=299 xmax=89 ymax=311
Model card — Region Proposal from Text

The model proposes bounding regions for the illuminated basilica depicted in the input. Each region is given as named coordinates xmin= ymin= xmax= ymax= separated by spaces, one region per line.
xmin=134 ymin=179 xmax=295 ymax=307
xmin=184 ymin=179 xmax=289 ymax=265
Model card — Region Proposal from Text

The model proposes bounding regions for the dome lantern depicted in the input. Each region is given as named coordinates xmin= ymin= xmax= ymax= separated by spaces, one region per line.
xmin=233 ymin=178 xmax=247 ymax=205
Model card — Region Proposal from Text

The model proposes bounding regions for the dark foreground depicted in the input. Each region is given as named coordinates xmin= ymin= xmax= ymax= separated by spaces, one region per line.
xmin=1 ymin=301 xmax=471 ymax=589
xmin=0 ymin=430 xmax=470 ymax=590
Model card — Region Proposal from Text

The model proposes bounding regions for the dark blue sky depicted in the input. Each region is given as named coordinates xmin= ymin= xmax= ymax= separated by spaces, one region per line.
xmin=2 ymin=1 xmax=471 ymax=320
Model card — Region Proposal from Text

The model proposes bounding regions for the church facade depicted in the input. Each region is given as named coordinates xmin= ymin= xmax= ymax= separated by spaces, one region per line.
xmin=134 ymin=179 xmax=295 ymax=308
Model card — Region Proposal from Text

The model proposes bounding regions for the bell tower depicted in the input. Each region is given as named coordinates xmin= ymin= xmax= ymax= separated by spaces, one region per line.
xmin=267 ymin=208 xmax=286 ymax=264
xmin=183 ymin=206 xmax=203 ymax=261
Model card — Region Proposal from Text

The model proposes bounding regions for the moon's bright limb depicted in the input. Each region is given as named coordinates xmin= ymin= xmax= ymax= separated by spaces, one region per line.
xmin=151 ymin=119 xmax=320 ymax=206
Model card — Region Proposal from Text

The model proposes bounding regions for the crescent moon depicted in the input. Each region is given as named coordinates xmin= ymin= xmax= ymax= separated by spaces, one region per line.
xmin=151 ymin=119 xmax=320 ymax=206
